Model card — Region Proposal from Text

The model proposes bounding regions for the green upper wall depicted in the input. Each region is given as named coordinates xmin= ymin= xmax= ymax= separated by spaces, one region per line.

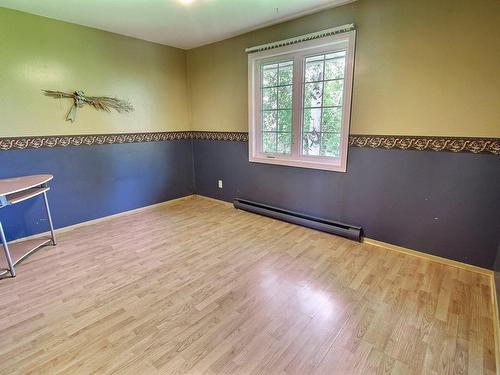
xmin=187 ymin=0 xmax=500 ymax=137
xmin=1 ymin=1 xmax=499 ymax=138
xmin=0 ymin=7 xmax=190 ymax=137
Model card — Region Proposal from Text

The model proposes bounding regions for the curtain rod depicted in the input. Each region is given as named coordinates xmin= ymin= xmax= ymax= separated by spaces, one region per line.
xmin=245 ymin=23 xmax=355 ymax=54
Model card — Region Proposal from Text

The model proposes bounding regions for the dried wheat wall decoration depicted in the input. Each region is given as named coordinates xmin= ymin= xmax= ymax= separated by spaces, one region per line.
xmin=43 ymin=90 xmax=134 ymax=123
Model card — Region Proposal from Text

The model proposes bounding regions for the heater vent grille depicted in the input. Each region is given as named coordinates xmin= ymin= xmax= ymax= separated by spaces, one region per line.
xmin=233 ymin=198 xmax=362 ymax=241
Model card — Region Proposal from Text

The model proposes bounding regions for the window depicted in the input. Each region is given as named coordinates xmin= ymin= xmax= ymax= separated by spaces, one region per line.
xmin=248 ymin=30 xmax=355 ymax=172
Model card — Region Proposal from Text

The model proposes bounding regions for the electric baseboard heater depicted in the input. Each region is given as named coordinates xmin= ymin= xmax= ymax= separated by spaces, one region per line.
xmin=233 ymin=198 xmax=362 ymax=241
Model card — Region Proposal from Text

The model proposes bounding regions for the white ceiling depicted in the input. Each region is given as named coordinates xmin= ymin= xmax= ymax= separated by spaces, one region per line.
xmin=0 ymin=0 xmax=353 ymax=49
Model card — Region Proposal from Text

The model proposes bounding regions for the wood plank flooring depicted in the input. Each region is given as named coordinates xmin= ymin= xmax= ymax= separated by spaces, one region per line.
xmin=0 ymin=195 xmax=496 ymax=374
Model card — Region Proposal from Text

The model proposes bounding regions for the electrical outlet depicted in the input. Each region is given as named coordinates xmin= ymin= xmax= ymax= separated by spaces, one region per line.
xmin=218 ymin=180 xmax=223 ymax=189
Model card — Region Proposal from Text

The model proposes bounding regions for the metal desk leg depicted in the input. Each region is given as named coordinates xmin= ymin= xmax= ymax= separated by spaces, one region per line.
xmin=43 ymin=191 xmax=57 ymax=246
xmin=0 ymin=221 xmax=15 ymax=277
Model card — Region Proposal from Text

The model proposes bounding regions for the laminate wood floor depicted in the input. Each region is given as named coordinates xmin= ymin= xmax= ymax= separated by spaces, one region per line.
xmin=0 ymin=195 xmax=496 ymax=375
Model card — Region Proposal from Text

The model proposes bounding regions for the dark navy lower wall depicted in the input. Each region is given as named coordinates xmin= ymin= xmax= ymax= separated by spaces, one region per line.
xmin=0 ymin=140 xmax=194 ymax=241
xmin=495 ymin=241 xmax=500 ymax=318
xmin=193 ymin=140 xmax=500 ymax=269
xmin=3 ymin=138 xmax=499 ymax=269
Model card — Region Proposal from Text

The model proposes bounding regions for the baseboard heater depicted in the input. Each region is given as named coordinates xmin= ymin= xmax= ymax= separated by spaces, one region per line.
xmin=233 ymin=198 xmax=362 ymax=241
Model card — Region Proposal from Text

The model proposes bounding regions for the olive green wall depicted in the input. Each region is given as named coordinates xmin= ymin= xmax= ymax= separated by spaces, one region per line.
xmin=186 ymin=0 xmax=500 ymax=137
xmin=2 ymin=1 xmax=500 ymax=138
xmin=0 ymin=7 xmax=190 ymax=137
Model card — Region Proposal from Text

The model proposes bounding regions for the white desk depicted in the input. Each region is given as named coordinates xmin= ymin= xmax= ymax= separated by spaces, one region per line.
xmin=0 ymin=175 xmax=57 ymax=277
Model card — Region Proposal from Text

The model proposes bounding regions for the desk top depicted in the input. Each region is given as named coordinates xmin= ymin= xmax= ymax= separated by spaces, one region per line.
xmin=0 ymin=175 xmax=53 ymax=196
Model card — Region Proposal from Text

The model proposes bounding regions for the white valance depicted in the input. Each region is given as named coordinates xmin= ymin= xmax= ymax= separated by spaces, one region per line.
xmin=245 ymin=23 xmax=355 ymax=54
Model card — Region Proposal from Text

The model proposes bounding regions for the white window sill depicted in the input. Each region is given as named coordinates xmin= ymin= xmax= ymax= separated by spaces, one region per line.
xmin=249 ymin=155 xmax=347 ymax=172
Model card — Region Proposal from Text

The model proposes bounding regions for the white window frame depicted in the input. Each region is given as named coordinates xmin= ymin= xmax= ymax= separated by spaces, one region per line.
xmin=248 ymin=30 xmax=356 ymax=172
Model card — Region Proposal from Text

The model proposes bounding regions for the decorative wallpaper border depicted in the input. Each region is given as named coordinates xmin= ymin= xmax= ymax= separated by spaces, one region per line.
xmin=0 ymin=132 xmax=498 ymax=154
xmin=191 ymin=132 xmax=249 ymax=142
xmin=0 ymin=131 xmax=248 ymax=151
xmin=349 ymin=135 xmax=500 ymax=155
xmin=0 ymin=132 xmax=191 ymax=151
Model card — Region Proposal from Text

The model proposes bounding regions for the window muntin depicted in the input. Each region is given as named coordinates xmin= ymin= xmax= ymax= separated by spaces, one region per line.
xmin=248 ymin=31 xmax=355 ymax=172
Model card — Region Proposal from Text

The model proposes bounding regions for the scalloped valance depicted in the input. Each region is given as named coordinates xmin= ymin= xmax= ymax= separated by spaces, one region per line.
xmin=245 ymin=23 xmax=355 ymax=53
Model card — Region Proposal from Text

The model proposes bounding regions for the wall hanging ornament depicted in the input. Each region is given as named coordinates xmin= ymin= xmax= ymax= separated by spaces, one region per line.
xmin=43 ymin=90 xmax=134 ymax=123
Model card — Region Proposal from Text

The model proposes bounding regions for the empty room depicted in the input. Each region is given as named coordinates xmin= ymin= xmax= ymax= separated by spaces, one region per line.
xmin=0 ymin=0 xmax=499 ymax=374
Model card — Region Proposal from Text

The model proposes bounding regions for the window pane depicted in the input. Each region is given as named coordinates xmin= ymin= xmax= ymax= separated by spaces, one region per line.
xmin=320 ymin=133 xmax=341 ymax=157
xmin=278 ymin=85 xmax=292 ymax=109
xmin=301 ymin=52 xmax=346 ymax=158
xmin=302 ymin=131 xmax=321 ymax=156
xmin=323 ymin=80 xmax=343 ymax=107
xmin=303 ymin=108 xmax=322 ymax=133
xmin=278 ymin=110 xmax=292 ymax=132
xmin=260 ymin=60 xmax=293 ymax=156
xmin=263 ymin=110 xmax=277 ymax=131
xmin=262 ymin=87 xmax=277 ymax=110
xmin=279 ymin=62 xmax=293 ymax=85
xmin=262 ymin=64 xmax=278 ymax=87
xmin=304 ymin=82 xmax=323 ymax=108
xmin=321 ymin=107 xmax=342 ymax=133
xmin=262 ymin=132 xmax=277 ymax=153
xmin=305 ymin=57 xmax=324 ymax=82
xmin=325 ymin=57 xmax=345 ymax=80
xmin=277 ymin=133 xmax=291 ymax=154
